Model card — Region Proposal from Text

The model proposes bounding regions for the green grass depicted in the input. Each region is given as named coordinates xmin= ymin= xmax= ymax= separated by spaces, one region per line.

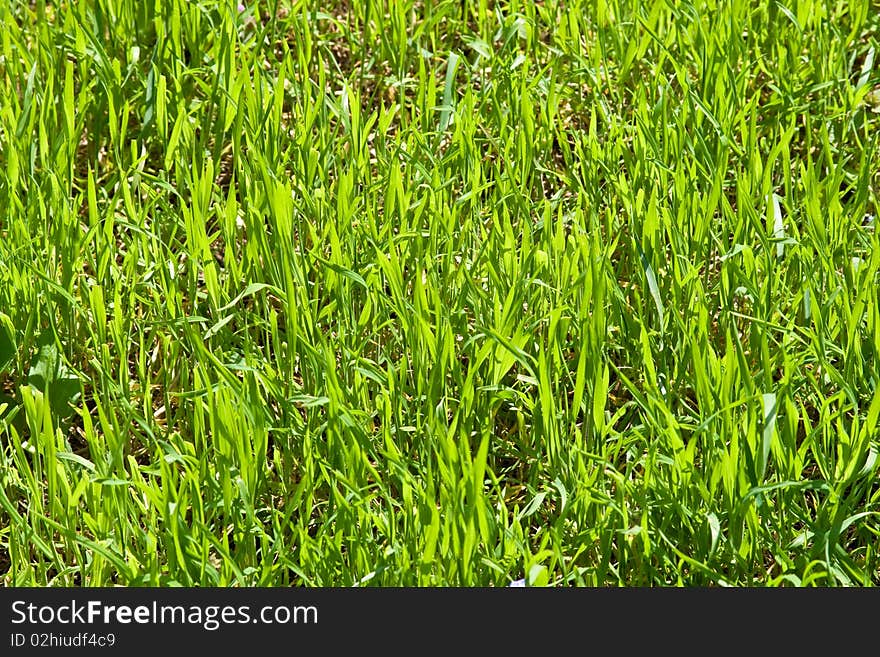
xmin=0 ymin=0 xmax=879 ymax=586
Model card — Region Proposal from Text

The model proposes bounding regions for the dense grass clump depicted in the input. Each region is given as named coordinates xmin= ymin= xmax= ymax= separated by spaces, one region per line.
xmin=1 ymin=0 xmax=879 ymax=586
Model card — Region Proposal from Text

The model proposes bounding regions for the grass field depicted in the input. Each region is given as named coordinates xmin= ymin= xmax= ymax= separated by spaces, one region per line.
xmin=1 ymin=0 xmax=879 ymax=586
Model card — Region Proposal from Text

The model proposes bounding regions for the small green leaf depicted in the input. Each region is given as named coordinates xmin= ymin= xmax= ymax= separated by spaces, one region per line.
xmin=56 ymin=451 xmax=96 ymax=472
xmin=0 ymin=318 xmax=15 ymax=372
xmin=27 ymin=332 xmax=82 ymax=419
xmin=770 ymin=193 xmax=785 ymax=259
xmin=464 ymin=37 xmax=492 ymax=60
xmin=527 ymin=564 xmax=549 ymax=587
xmin=92 ymin=478 xmax=131 ymax=487
xmin=519 ymin=490 xmax=546 ymax=519
xmin=707 ymin=513 xmax=721 ymax=558
xmin=635 ymin=240 xmax=665 ymax=331
xmin=439 ymin=52 xmax=460 ymax=132
xmin=760 ymin=392 xmax=777 ymax=482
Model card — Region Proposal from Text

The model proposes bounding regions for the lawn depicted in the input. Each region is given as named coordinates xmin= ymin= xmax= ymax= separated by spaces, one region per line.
xmin=1 ymin=0 xmax=878 ymax=586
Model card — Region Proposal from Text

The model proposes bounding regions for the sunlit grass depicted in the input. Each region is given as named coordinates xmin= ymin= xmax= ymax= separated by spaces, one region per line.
xmin=1 ymin=0 xmax=879 ymax=586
